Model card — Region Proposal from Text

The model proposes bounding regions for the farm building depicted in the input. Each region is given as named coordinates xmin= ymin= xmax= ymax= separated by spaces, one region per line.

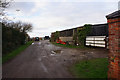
xmin=57 ymin=26 xmax=83 ymax=43
xmin=50 ymin=23 xmax=108 ymax=48
xmin=88 ymin=23 xmax=108 ymax=36
xmin=86 ymin=23 xmax=108 ymax=48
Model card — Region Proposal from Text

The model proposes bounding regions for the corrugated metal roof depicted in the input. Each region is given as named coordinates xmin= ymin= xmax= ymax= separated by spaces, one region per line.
xmin=106 ymin=10 xmax=120 ymax=19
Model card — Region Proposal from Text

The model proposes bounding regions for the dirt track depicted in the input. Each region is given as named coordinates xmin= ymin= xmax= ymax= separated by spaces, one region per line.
xmin=2 ymin=40 xmax=108 ymax=78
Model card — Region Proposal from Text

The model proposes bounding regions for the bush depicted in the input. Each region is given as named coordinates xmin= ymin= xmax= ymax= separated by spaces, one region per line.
xmin=2 ymin=22 xmax=26 ymax=55
xmin=77 ymin=24 xmax=91 ymax=46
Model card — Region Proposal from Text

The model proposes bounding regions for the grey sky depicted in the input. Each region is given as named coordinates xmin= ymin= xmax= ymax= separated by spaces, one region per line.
xmin=5 ymin=0 xmax=120 ymax=37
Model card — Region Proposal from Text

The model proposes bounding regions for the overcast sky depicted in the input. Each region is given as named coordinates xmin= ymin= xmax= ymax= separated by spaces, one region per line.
xmin=5 ymin=0 xmax=120 ymax=37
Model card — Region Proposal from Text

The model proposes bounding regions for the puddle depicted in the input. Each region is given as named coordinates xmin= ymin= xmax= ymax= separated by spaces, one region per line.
xmin=42 ymin=56 xmax=47 ymax=57
xmin=38 ymin=58 xmax=42 ymax=61
xmin=51 ymin=50 xmax=62 ymax=56
xmin=71 ymin=55 xmax=76 ymax=57
xmin=50 ymin=53 xmax=55 ymax=56
xmin=51 ymin=51 xmax=56 ymax=54
xmin=32 ymin=43 xmax=34 ymax=45
xmin=51 ymin=51 xmax=56 ymax=56
xmin=39 ymin=42 xmax=41 ymax=45
xmin=53 ymin=50 xmax=61 ymax=54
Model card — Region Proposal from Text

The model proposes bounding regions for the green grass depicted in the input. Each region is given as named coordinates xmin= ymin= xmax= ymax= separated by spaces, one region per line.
xmin=69 ymin=58 xmax=108 ymax=78
xmin=51 ymin=42 xmax=89 ymax=49
xmin=2 ymin=41 xmax=33 ymax=64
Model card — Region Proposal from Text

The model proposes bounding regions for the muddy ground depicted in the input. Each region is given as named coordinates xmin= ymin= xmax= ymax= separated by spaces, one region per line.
xmin=2 ymin=40 xmax=108 ymax=78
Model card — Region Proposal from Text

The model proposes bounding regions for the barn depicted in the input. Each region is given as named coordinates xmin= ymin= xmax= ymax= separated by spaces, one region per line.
xmin=86 ymin=23 xmax=108 ymax=48
xmin=51 ymin=23 xmax=108 ymax=48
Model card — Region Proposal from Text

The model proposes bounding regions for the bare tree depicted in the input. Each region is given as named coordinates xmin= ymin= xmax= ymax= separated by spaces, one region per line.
xmin=2 ymin=20 xmax=33 ymax=33
xmin=0 ymin=0 xmax=13 ymax=22
xmin=22 ymin=23 xmax=33 ymax=33
xmin=0 ymin=0 xmax=11 ymax=8
xmin=12 ymin=21 xmax=22 ymax=30
xmin=13 ymin=21 xmax=33 ymax=33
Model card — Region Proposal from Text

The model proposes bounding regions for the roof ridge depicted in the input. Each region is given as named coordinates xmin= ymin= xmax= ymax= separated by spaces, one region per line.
xmin=106 ymin=10 xmax=120 ymax=19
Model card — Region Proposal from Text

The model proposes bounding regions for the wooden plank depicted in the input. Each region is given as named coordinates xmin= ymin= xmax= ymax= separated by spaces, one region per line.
xmin=86 ymin=36 xmax=107 ymax=48
xmin=86 ymin=42 xmax=105 ymax=45
xmin=86 ymin=40 xmax=105 ymax=41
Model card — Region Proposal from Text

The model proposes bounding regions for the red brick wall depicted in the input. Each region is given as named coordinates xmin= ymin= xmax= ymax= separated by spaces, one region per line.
xmin=107 ymin=17 xmax=120 ymax=79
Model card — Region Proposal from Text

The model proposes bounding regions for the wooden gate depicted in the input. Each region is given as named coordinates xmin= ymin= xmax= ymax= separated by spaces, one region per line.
xmin=86 ymin=36 xmax=108 ymax=48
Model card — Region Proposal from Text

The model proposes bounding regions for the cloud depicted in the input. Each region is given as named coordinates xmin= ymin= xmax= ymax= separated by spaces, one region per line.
xmin=5 ymin=1 xmax=119 ymax=37
xmin=14 ymin=0 xmax=120 ymax=2
xmin=6 ymin=2 xmax=35 ymax=16
xmin=119 ymin=1 xmax=120 ymax=10
xmin=31 ymin=2 xmax=48 ymax=14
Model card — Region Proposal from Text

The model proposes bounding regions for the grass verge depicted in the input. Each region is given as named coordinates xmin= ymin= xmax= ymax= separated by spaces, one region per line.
xmin=51 ymin=42 xmax=89 ymax=49
xmin=69 ymin=58 xmax=108 ymax=78
xmin=2 ymin=41 xmax=33 ymax=64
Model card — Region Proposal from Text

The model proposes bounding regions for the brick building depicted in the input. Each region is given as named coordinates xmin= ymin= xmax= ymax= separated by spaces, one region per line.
xmin=106 ymin=10 xmax=120 ymax=79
